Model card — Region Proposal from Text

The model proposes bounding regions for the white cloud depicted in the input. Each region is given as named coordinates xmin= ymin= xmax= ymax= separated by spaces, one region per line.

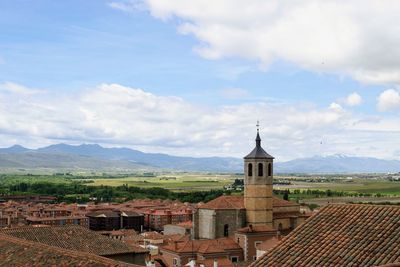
xmin=345 ymin=92 xmax=362 ymax=106
xmin=1 ymin=82 xmax=400 ymax=160
xmin=377 ymin=89 xmax=400 ymax=112
xmin=108 ymin=1 xmax=146 ymax=13
xmin=219 ymin=88 xmax=249 ymax=99
xmin=329 ymin=102 xmax=344 ymax=113
xmin=0 ymin=82 xmax=43 ymax=95
xmin=115 ymin=0 xmax=400 ymax=85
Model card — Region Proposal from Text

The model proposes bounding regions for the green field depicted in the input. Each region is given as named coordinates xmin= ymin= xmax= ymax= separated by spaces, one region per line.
xmin=2 ymin=173 xmax=400 ymax=205
xmin=79 ymin=174 xmax=236 ymax=191
xmin=274 ymin=177 xmax=400 ymax=196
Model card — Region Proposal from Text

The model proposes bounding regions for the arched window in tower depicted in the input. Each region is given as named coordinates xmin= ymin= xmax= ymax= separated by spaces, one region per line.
xmin=258 ymin=163 xmax=263 ymax=176
xmin=224 ymin=224 xmax=229 ymax=237
xmin=268 ymin=163 xmax=272 ymax=176
xmin=248 ymin=163 xmax=253 ymax=176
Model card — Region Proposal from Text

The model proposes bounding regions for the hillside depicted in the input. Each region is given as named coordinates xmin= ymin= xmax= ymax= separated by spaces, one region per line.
xmin=0 ymin=144 xmax=399 ymax=173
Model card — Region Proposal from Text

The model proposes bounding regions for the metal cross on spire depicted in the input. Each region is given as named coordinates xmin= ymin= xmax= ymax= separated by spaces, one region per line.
xmin=256 ymin=120 xmax=260 ymax=133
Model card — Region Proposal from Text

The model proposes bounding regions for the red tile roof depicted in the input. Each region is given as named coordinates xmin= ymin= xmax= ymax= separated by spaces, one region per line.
xmin=251 ymin=204 xmax=400 ymax=267
xmin=199 ymin=195 xmax=299 ymax=210
xmin=256 ymin=237 xmax=280 ymax=251
xmin=0 ymin=233 xmax=140 ymax=266
xmin=161 ymin=237 xmax=241 ymax=254
xmin=0 ymin=225 xmax=147 ymax=256
xmin=199 ymin=196 xmax=245 ymax=210
xmin=196 ymin=258 xmax=235 ymax=267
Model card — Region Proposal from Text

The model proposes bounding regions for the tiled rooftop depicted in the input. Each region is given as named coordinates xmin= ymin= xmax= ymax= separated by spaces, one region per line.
xmin=199 ymin=195 xmax=299 ymax=210
xmin=0 ymin=233 xmax=140 ymax=266
xmin=162 ymin=237 xmax=242 ymax=254
xmin=199 ymin=196 xmax=245 ymax=209
xmin=0 ymin=225 xmax=147 ymax=256
xmin=252 ymin=204 xmax=400 ymax=267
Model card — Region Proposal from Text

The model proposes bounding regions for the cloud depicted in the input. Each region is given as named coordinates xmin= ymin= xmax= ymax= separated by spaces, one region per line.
xmin=345 ymin=92 xmax=362 ymax=106
xmin=219 ymin=88 xmax=250 ymax=99
xmin=377 ymin=89 xmax=400 ymax=112
xmin=115 ymin=0 xmax=400 ymax=86
xmin=108 ymin=0 xmax=145 ymax=13
xmin=1 ymin=82 xmax=400 ymax=160
xmin=0 ymin=82 xmax=43 ymax=95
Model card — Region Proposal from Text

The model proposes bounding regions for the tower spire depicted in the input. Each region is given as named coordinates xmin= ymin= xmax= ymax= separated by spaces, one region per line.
xmin=256 ymin=120 xmax=261 ymax=147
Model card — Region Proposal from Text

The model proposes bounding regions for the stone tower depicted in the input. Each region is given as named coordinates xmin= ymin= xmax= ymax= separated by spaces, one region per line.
xmin=244 ymin=125 xmax=274 ymax=226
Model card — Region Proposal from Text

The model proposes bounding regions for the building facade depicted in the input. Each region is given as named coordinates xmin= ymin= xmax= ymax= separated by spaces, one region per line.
xmin=193 ymin=131 xmax=308 ymax=240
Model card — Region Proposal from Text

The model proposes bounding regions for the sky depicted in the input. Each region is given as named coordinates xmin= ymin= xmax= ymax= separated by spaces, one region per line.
xmin=0 ymin=0 xmax=400 ymax=161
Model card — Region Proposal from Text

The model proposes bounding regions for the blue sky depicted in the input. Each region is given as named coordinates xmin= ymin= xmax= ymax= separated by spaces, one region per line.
xmin=0 ymin=1 xmax=400 ymax=160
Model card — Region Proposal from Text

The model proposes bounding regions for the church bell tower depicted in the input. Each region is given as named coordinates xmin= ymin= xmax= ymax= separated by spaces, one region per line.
xmin=244 ymin=122 xmax=274 ymax=226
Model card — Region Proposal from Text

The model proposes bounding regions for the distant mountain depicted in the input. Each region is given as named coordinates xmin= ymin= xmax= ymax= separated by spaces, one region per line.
xmin=0 ymin=144 xmax=399 ymax=173
xmin=0 ymin=152 xmax=153 ymax=171
xmin=0 ymin=144 xmax=243 ymax=172
xmin=275 ymin=155 xmax=400 ymax=173
xmin=0 ymin=144 xmax=31 ymax=153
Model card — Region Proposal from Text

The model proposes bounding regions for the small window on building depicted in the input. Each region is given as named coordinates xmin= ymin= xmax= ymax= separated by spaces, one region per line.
xmin=231 ymin=256 xmax=239 ymax=263
xmin=258 ymin=163 xmax=263 ymax=176
xmin=224 ymin=224 xmax=229 ymax=237
xmin=255 ymin=241 xmax=262 ymax=248
xmin=253 ymin=256 xmax=257 ymax=261
xmin=248 ymin=163 xmax=253 ymax=176
xmin=278 ymin=223 xmax=283 ymax=232
xmin=173 ymin=258 xmax=178 ymax=266
xmin=268 ymin=163 xmax=272 ymax=176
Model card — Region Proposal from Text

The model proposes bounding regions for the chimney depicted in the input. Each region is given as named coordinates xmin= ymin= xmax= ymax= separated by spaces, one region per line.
xmin=213 ymin=259 xmax=218 ymax=267
xmin=277 ymin=231 xmax=282 ymax=241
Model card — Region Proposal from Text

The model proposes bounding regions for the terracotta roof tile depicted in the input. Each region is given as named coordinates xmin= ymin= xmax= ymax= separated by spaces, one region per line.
xmin=0 ymin=233 xmax=140 ymax=266
xmin=199 ymin=195 xmax=299 ymax=210
xmin=256 ymin=237 xmax=280 ymax=251
xmin=0 ymin=225 xmax=147 ymax=255
xmin=199 ymin=196 xmax=245 ymax=210
xmin=251 ymin=204 xmax=400 ymax=267
xmin=161 ymin=237 xmax=241 ymax=254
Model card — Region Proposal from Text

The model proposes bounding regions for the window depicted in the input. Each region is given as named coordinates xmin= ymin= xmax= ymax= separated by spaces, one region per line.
xmin=255 ymin=241 xmax=262 ymax=248
xmin=248 ymin=163 xmax=253 ymax=176
xmin=173 ymin=258 xmax=178 ymax=266
xmin=231 ymin=256 xmax=239 ymax=263
xmin=268 ymin=163 xmax=272 ymax=176
xmin=258 ymin=163 xmax=263 ymax=176
xmin=224 ymin=224 xmax=229 ymax=237
xmin=278 ymin=223 xmax=283 ymax=232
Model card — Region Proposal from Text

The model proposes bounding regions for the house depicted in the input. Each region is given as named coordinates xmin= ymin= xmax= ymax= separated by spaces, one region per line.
xmin=0 ymin=225 xmax=149 ymax=266
xmin=0 ymin=233 xmax=141 ymax=266
xmin=86 ymin=210 xmax=144 ymax=231
xmin=159 ymin=238 xmax=243 ymax=267
xmin=164 ymin=221 xmax=193 ymax=235
xmin=26 ymin=214 xmax=89 ymax=227
xmin=251 ymin=204 xmax=400 ymax=266
xmin=235 ymin=224 xmax=279 ymax=262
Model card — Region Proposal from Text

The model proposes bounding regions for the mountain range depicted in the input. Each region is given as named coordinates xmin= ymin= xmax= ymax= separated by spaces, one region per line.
xmin=0 ymin=144 xmax=399 ymax=173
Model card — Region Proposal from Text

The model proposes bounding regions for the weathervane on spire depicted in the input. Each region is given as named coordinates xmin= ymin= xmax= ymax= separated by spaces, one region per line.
xmin=256 ymin=120 xmax=260 ymax=133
